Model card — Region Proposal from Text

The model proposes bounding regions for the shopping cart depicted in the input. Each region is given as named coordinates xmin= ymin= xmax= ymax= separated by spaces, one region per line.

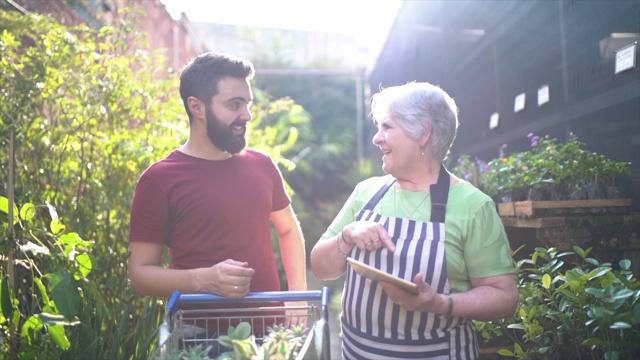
xmin=152 ymin=287 xmax=331 ymax=360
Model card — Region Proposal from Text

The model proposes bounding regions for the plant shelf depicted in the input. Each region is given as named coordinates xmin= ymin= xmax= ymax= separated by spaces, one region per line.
xmin=501 ymin=213 xmax=640 ymax=229
xmin=498 ymin=199 xmax=633 ymax=218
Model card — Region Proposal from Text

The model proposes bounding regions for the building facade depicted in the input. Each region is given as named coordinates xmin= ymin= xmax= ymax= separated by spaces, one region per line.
xmin=2 ymin=0 xmax=204 ymax=70
xmin=368 ymin=0 xmax=639 ymax=208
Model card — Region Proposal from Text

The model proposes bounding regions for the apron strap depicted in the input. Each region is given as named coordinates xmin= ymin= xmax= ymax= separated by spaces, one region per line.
xmin=429 ymin=164 xmax=450 ymax=223
xmin=362 ymin=176 xmax=396 ymax=211
xmin=361 ymin=165 xmax=449 ymax=222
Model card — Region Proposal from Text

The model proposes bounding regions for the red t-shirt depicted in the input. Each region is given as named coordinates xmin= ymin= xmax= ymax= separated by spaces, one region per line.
xmin=129 ymin=148 xmax=291 ymax=293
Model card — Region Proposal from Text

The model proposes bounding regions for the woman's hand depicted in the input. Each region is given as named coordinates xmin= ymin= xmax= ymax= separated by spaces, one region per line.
xmin=343 ymin=221 xmax=395 ymax=252
xmin=379 ymin=273 xmax=447 ymax=313
xmin=380 ymin=273 xmax=519 ymax=320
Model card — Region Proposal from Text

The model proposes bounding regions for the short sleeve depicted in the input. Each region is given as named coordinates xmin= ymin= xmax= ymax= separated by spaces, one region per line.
xmin=321 ymin=183 xmax=364 ymax=239
xmin=268 ymin=156 xmax=291 ymax=212
xmin=463 ymin=201 xmax=515 ymax=278
xmin=128 ymin=175 xmax=170 ymax=244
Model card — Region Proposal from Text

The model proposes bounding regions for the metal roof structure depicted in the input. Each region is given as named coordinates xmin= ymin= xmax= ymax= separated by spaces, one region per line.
xmin=368 ymin=0 xmax=639 ymax=207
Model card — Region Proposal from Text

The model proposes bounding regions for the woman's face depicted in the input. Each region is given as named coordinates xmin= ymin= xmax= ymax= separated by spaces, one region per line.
xmin=372 ymin=115 xmax=421 ymax=177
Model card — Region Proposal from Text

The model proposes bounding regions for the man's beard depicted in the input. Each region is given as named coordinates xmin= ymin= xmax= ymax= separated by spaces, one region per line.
xmin=205 ymin=106 xmax=247 ymax=154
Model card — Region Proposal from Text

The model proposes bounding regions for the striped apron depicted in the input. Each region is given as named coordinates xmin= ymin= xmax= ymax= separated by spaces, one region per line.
xmin=341 ymin=165 xmax=477 ymax=359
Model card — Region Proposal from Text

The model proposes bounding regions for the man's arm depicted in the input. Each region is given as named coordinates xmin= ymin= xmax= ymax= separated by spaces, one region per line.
xmin=270 ymin=205 xmax=307 ymax=291
xmin=127 ymin=241 xmax=254 ymax=298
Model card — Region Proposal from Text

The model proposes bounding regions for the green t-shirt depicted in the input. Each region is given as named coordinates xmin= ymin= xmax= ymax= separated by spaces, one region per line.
xmin=322 ymin=175 xmax=515 ymax=292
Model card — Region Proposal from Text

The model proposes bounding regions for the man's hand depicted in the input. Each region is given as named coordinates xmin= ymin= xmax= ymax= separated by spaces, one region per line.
xmin=193 ymin=259 xmax=254 ymax=298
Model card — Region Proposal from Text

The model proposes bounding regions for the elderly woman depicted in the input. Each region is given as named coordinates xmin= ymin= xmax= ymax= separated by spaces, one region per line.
xmin=310 ymin=82 xmax=518 ymax=359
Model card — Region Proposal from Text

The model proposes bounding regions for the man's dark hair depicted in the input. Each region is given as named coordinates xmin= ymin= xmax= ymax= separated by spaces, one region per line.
xmin=179 ymin=52 xmax=255 ymax=122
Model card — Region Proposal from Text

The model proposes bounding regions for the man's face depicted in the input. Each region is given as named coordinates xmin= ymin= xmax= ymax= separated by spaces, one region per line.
xmin=205 ymin=77 xmax=253 ymax=154
xmin=205 ymin=105 xmax=247 ymax=154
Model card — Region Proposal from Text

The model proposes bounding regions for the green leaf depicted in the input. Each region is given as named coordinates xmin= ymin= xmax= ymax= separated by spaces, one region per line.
xmin=514 ymin=342 xmax=526 ymax=356
xmin=56 ymin=232 xmax=92 ymax=248
xmin=0 ymin=196 xmax=19 ymax=225
xmin=48 ymin=324 xmax=71 ymax=350
xmin=611 ymin=289 xmax=634 ymax=301
xmin=589 ymin=267 xmax=611 ymax=279
xmin=34 ymin=277 xmax=50 ymax=304
xmin=50 ymin=218 xmax=66 ymax=234
xmin=74 ymin=253 xmax=93 ymax=279
xmin=1 ymin=276 xmax=13 ymax=318
xmin=542 ymin=273 xmax=551 ymax=289
xmin=610 ymin=321 xmax=632 ymax=329
xmin=507 ymin=324 xmax=527 ymax=330
xmin=48 ymin=269 xmax=82 ymax=321
xmin=232 ymin=321 xmax=252 ymax=339
xmin=619 ymin=259 xmax=631 ymax=271
xmin=573 ymin=246 xmax=586 ymax=258
xmin=227 ymin=325 xmax=235 ymax=336
xmin=585 ymin=257 xmax=600 ymax=266
xmin=233 ymin=337 xmax=258 ymax=358
xmin=582 ymin=337 xmax=606 ymax=346
xmin=0 ymin=29 xmax=20 ymax=48
xmin=614 ymin=271 xmax=632 ymax=287
xmin=19 ymin=202 xmax=36 ymax=221
xmin=585 ymin=288 xmax=605 ymax=297
xmin=38 ymin=312 xmax=81 ymax=326
xmin=218 ymin=335 xmax=233 ymax=348
xmin=21 ymin=316 xmax=43 ymax=345
xmin=591 ymin=306 xmax=614 ymax=318
xmin=0 ymin=196 xmax=7 ymax=214
xmin=497 ymin=348 xmax=515 ymax=356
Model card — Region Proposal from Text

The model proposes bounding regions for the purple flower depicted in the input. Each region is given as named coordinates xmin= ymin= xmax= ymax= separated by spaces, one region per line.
xmin=531 ymin=140 xmax=538 ymax=147
xmin=527 ymin=133 xmax=534 ymax=138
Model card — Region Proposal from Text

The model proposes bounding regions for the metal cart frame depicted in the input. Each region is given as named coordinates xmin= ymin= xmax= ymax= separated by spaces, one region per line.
xmin=152 ymin=287 xmax=331 ymax=360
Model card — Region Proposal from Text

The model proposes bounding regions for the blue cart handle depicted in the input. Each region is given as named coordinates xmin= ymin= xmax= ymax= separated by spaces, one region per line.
xmin=167 ymin=287 xmax=331 ymax=317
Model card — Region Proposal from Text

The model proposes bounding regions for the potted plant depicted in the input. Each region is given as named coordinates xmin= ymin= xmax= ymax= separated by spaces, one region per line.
xmin=451 ymin=133 xmax=632 ymax=204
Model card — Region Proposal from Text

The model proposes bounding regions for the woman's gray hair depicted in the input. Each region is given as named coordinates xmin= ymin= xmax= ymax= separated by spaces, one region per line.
xmin=370 ymin=82 xmax=459 ymax=161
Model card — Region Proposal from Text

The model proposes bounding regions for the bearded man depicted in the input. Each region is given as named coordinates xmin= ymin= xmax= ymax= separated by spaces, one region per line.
xmin=127 ymin=53 xmax=308 ymax=347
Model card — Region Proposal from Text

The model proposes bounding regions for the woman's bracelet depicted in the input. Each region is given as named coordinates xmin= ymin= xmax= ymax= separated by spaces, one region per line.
xmin=341 ymin=230 xmax=353 ymax=245
xmin=336 ymin=230 xmax=351 ymax=258
xmin=445 ymin=294 xmax=454 ymax=318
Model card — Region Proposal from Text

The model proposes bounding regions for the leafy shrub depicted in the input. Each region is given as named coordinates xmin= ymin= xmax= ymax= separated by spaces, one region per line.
xmin=480 ymin=246 xmax=640 ymax=359
xmin=1 ymin=8 xmax=307 ymax=359
xmin=1 ymin=8 xmax=183 ymax=359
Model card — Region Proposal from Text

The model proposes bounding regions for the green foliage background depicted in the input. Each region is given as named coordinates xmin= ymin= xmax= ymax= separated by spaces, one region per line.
xmin=0 ymin=9 xmax=316 ymax=359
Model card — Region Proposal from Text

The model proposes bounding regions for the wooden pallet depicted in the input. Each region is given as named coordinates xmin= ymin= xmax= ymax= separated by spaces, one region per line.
xmin=498 ymin=199 xmax=633 ymax=217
